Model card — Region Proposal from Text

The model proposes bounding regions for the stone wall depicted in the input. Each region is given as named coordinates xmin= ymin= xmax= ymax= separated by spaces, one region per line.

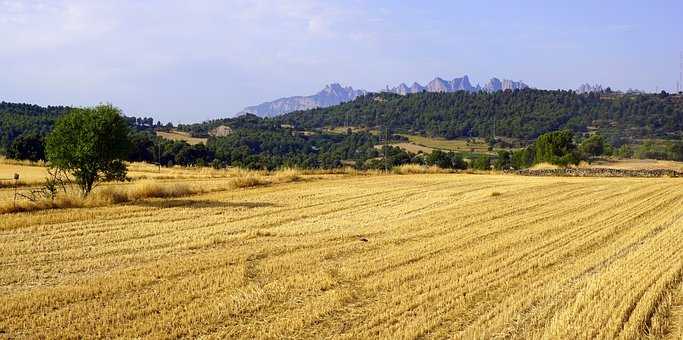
xmin=513 ymin=168 xmax=683 ymax=178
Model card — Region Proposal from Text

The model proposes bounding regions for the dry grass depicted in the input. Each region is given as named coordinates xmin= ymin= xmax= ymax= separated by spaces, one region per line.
xmin=0 ymin=181 xmax=203 ymax=214
xmin=0 ymin=168 xmax=315 ymax=214
xmin=390 ymin=142 xmax=436 ymax=154
xmin=1 ymin=174 xmax=683 ymax=338
xmin=403 ymin=134 xmax=494 ymax=153
xmin=0 ymin=160 xmax=49 ymax=187
xmin=156 ymin=130 xmax=207 ymax=145
xmin=0 ymin=157 xmax=46 ymax=167
xmin=530 ymin=162 xmax=561 ymax=170
xmin=229 ymin=175 xmax=269 ymax=189
xmin=392 ymin=164 xmax=449 ymax=175
xmin=592 ymin=158 xmax=683 ymax=171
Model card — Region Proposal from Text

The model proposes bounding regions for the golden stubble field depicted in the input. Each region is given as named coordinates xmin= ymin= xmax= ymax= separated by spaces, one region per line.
xmin=1 ymin=174 xmax=683 ymax=339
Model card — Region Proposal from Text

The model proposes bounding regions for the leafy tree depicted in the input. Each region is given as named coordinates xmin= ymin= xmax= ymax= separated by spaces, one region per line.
xmin=580 ymin=134 xmax=606 ymax=157
xmin=534 ymin=130 xmax=580 ymax=166
xmin=471 ymin=155 xmax=492 ymax=170
xmin=45 ymin=104 xmax=131 ymax=196
xmin=425 ymin=150 xmax=467 ymax=169
xmin=426 ymin=150 xmax=451 ymax=169
xmin=494 ymin=150 xmax=511 ymax=170
xmin=615 ymin=145 xmax=634 ymax=158
xmin=511 ymin=145 xmax=535 ymax=169
xmin=7 ymin=133 xmax=45 ymax=161
xmin=668 ymin=141 xmax=683 ymax=161
xmin=449 ymin=152 xmax=468 ymax=170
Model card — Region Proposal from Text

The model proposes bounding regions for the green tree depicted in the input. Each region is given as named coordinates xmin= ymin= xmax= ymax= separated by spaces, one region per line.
xmin=426 ymin=150 xmax=451 ymax=168
xmin=580 ymin=134 xmax=606 ymax=157
xmin=494 ymin=150 xmax=511 ymax=170
xmin=511 ymin=146 xmax=535 ymax=169
xmin=471 ymin=154 xmax=492 ymax=170
xmin=7 ymin=133 xmax=45 ymax=161
xmin=669 ymin=141 xmax=683 ymax=161
xmin=449 ymin=152 xmax=468 ymax=170
xmin=534 ymin=130 xmax=580 ymax=166
xmin=45 ymin=104 xmax=131 ymax=196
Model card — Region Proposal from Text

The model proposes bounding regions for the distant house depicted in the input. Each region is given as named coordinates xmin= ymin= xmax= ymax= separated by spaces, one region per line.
xmin=209 ymin=125 xmax=232 ymax=137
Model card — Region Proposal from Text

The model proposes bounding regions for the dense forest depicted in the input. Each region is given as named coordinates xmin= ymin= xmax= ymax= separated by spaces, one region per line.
xmin=0 ymin=102 xmax=71 ymax=154
xmin=278 ymin=89 xmax=683 ymax=143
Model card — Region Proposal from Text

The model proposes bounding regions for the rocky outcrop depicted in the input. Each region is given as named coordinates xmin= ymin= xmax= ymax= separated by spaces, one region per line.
xmin=483 ymin=78 xmax=529 ymax=92
xmin=386 ymin=75 xmax=526 ymax=95
xmin=241 ymin=83 xmax=366 ymax=117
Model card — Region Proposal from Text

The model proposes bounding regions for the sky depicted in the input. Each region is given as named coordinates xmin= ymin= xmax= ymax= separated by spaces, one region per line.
xmin=1 ymin=0 xmax=682 ymax=123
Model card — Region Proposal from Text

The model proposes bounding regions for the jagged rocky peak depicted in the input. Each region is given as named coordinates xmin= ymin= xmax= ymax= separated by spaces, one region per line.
xmin=451 ymin=75 xmax=473 ymax=91
xmin=240 ymin=83 xmax=366 ymax=117
xmin=410 ymin=82 xmax=425 ymax=93
xmin=426 ymin=77 xmax=451 ymax=92
xmin=483 ymin=78 xmax=529 ymax=92
xmin=385 ymin=75 xmax=526 ymax=95
xmin=241 ymin=74 xmax=533 ymax=117
xmin=394 ymin=83 xmax=410 ymax=95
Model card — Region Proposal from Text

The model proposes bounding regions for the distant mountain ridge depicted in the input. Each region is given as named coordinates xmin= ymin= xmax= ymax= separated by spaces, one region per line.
xmin=240 ymin=83 xmax=366 ymax=118
xmin=576 ymin=83 xmax=605 ymax=94
xmin=385 ymin=75 xmax=529 ymax=95
xmin=241 ymin=75 xmax=530 ymax=117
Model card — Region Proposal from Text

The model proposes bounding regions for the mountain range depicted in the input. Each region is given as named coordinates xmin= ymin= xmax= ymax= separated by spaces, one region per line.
xmin=239 ymin=75 xmax=530 ymax=117
xmin=240 ymin=83 xmax=366 ymax=118
xmin=384 ymin=76 xmax=529 ymax=94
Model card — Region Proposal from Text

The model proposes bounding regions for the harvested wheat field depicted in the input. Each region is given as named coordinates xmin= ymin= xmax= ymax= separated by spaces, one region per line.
xmin=1 ymin=174 xmax=683 ymax=338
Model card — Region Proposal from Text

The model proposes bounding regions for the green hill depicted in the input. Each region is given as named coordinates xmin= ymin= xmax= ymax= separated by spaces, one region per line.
xmin=279 ymin=90 xmax=683 ymax=144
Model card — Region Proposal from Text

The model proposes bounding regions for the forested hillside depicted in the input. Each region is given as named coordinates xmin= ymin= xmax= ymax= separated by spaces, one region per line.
xmin=0 ymin=102 xmax=70 ymax=153
xmin=279 ymin=90 xmax=683 ymax=142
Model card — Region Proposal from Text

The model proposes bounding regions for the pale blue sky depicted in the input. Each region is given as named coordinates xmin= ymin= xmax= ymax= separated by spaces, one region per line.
xmin=1 ymin=0 xmax=681 ymax=122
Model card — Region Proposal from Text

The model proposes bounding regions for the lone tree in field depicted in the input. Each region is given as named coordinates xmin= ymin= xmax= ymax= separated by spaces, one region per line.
xmin=45 ymin=104 xmax=131 ymax=196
